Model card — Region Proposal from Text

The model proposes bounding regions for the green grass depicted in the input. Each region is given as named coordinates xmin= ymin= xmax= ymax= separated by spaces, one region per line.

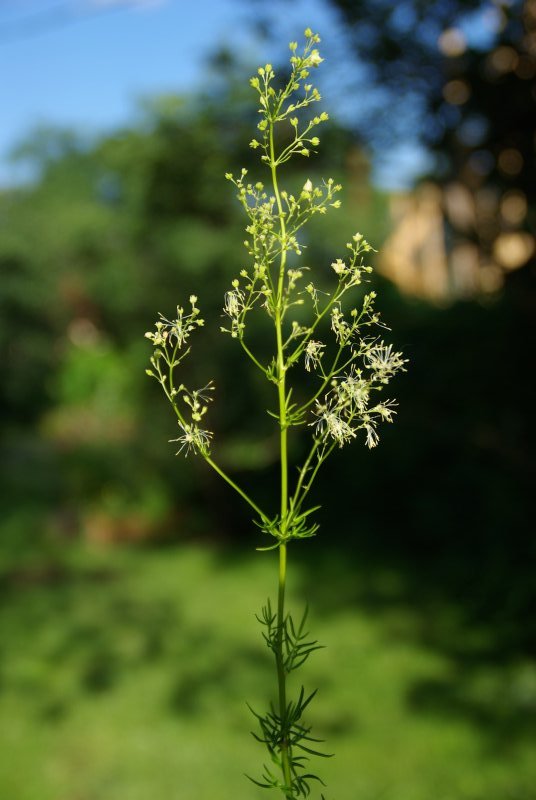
xmin=1 ymin=530 xmax=535 ymax=800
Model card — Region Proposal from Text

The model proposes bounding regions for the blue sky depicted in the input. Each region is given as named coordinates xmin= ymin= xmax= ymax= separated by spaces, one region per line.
xmin=0 ymin=0 xmax=339 ymax=177
xmin=0 ymin=0 xmax=427 ymax=188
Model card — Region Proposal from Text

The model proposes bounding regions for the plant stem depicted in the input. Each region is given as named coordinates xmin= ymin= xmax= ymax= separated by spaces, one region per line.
xmin=277 ymin=542 xmax=291 ymax=795
xmin=204 ymin=455 xmax=265 ymax=520
xmin=270 ymin=121 xmax=293 ymax=797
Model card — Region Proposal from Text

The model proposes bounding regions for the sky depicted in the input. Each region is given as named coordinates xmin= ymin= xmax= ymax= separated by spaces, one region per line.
xmin=0 ymin=0 xmax=337 ymax=178
xmin=0 ymin=0 xmax=427 ymax=189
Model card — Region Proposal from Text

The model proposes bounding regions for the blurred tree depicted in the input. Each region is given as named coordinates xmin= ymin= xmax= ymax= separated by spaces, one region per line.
xmin=253 ymin=0 xmax=535 ymax=292
xmin=0 ymin=75 xmax=373 ymax=542
xmin=0 ymin=23 xmax=533 ymax=659
xmin=244 ymin=0 xmax=535 ymax=654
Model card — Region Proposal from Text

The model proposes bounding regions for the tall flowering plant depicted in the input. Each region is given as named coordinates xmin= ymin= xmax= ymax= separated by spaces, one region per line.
xmin=146 ymin=29 xmax=406 ymax=799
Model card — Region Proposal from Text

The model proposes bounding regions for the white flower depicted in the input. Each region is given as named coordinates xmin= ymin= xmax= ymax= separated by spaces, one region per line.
xmin=364 ymin=423 xmax=379 ymax=449
xmin=304 ymin=339 xmax=325 ymax=371
xmin=222 ymin=288 xmax=246 ymax=338
xmin=338 ymin=372 xmax=370 ymax=412
xmin=308 ymin=49 xmax=323 ymax=67
xmin=144 ymin=327 xmax=167 ymax=347
xmin=364 ymin=343 xmax=406 ymax=382
xmin=224 ymin=290 xmax=243 ymax=319
xmin=331 ymin=258 xmax=347 ymax=276
xmin=170 ymin=422 xmax=212 ymax=457
xmin=312 ymin=403 xmax=356 ymax=447
xmin=330 ymin=306 xmax=350 ymax=344
xmin=375 ymin=401 xmax=397 ymax=423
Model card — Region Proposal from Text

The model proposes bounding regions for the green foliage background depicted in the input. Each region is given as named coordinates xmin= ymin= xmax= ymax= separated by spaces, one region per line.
xmin=0 ymin=61 xmax=534 ymax=799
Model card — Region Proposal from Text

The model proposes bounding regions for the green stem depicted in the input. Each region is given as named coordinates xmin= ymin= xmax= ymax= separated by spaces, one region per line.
xmin=204 ymin=455 xmax=265 ymax=521
xmin=239 ymin=337 xmax=268 ymax=376
xmin=292 ymin=440 xmax=335 ymax=517
xmin=277 ymin=542 xmax=291 ymax=795
xmin=290 ymin=438 xmax=322 ymax=512
xmin=270 ymin=120 xmax=293 ymax=797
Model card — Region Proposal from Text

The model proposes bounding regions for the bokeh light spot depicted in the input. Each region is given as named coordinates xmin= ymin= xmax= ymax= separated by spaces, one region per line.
xmin=498 ymin=148 xmax=524 ymax=176
xmin=489 ymin=46 xmax=519 ymax=74
xmin=443 ymin=79 xmax=471 ymax=105
xmin=493 ymin=232 xmax=535 ymax=269
xmin=500 ymin=191 xmax=528 ymax=225
xmin=438 ymin=28 xmax=467 ymax=57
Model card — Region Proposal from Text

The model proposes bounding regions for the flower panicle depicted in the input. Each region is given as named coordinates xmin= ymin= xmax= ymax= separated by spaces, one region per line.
xmin=144 ymin=26 xmax=409 ymax=798
xmin=310 ymin=340 xmax=405 ymax=448
xmin=145 ymin=295 xmax=204 ymax=349
xmin=145 ymin=296 xmax=216 ymax=459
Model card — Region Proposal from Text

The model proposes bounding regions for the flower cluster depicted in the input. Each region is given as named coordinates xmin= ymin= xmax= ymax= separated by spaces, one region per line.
xmin=145 ymin=295 xmax=204 ymax=349
xmin=312 ymin=389 xmax=399 ymax=450
xmin=247 ymin=29 xmax=330 ymax=168
xmin=179 ymin=382 xmax=214 ymax=423
xmin=145 ymin=296 xmax=214 ymax=457
xmin=329 ymin=292 xmax=378 ymax=346
xmin=364 ymin=343 xmax=407 ymax=384
xmin=225 ymin=170 xmax=279 ymax=265
xmin=312 ymin=337 xmax=406 ymax=449
xmin=331 ymin=233 xmax=374 ymax=289
xmin=169 ymin=381 xmax=214 ymax=456
xmin=307 ymin=254 xmax=407 ymax=449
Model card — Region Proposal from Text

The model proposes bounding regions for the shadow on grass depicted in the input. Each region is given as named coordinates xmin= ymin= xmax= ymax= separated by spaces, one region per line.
xmin=0 ymin=549 xmax=276 ymax=730
xmin=0 ymin=560 xmax=181 ymax=719
xmin=282 ymin=537 xmax=536 ymax=752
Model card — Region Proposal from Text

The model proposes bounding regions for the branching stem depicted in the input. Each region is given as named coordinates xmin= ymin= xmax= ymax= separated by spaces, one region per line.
xmin=145 ymin=30 xmax=406 ymax=798
xmin=271 ymin=118 xmax=293 ymax=795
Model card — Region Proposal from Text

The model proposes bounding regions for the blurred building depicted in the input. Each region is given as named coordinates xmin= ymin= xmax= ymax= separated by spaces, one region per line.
xmin=379 ymin=180 xmax=534 ymax=301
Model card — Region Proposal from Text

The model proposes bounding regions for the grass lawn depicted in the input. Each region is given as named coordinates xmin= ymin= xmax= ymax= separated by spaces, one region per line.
xmin=1 ymin=531 xmax=535 ymax=800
